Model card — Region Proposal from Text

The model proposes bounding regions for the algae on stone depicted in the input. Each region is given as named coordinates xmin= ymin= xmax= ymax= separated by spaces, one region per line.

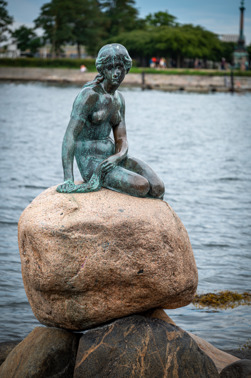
xmin=192 ymin=291 xmax=251 ymax=310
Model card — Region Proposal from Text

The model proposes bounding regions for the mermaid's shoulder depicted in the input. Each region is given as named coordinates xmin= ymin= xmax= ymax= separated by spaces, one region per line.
xmin=71 ymin=87 xmax=98 ymax=120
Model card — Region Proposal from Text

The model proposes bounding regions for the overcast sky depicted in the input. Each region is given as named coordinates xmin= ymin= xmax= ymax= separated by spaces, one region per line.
xmin=6 ymin=0 xmax=251 ymax=44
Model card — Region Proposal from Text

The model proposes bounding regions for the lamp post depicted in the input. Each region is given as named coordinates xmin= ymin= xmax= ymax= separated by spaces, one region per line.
xmin=238 ymin=0 xmax=245 ymax=48
xmin=234 ymin=0 xmax=248 ymax=69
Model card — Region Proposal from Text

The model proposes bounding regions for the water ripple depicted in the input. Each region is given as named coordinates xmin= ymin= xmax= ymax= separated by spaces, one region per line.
xmin=0 ymin=83 xmax=250 ymax=349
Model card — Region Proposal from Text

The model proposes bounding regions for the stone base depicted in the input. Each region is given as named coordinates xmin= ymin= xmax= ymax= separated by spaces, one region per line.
xmin=0 ymin=314 xmax=219 ymax=378
xmin=0 ymin=311 xmax=243 ymax=377
xmin=0 ymin=327 xmax=79 ymax=377
xmin=18 ymin=187 xmax=198 ymax=330
xmin=74 ymin=314 xmax=219 ymax=377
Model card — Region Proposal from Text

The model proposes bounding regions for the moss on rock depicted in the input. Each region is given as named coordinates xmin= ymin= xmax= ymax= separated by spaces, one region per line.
xmin=193 ymin=291 xmax=251 ymax=310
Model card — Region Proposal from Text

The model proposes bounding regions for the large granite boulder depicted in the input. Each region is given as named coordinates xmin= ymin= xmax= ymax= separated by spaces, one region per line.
xmin=18 ymin=186 xmax=198 ymax=330
xmin=74 ymin=314 xmax=219 ymax=377
xmin=0 ymin=327 xmax=79 ymax=377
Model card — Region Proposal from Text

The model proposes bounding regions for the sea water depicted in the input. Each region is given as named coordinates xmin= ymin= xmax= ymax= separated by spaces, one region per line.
xmin=0 ymin=82 xmax=250 ymax=349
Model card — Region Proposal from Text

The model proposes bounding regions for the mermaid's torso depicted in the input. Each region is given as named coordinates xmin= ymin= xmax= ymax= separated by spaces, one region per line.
xmin=72 ymin=84 xmax=122 ymax=179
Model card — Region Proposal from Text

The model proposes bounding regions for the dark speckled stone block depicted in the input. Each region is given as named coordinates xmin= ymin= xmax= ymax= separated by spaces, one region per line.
xmin=74 ymin=315 xmax=219 ymax=378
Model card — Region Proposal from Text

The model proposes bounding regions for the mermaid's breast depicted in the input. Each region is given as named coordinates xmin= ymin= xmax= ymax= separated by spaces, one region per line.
xmin=91 ymin=109 xmax=108 ymax=125
xmin=110 ymin=110 xmax=121 ymax=126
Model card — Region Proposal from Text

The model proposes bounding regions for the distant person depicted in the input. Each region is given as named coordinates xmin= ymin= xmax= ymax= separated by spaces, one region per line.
xmin=159 ymin=58 xmax=166 ymax=69
xmin=150 ymin=57 xmax=157 ymax=68
xmin=221 ymin=58 xmax=226 ymax=70
xmin=80 ymin=65 xmax=87 ymax=73
xmin=149 ymin=58 xmax=155 ymax=68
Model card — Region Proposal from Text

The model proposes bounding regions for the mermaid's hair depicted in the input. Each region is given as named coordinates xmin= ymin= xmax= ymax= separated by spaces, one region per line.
xmin=83 ymin=44 xmax=132 ymax=89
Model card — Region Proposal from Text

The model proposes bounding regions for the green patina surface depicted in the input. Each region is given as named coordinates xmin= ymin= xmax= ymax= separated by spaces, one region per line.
xmin=57 ymin=44 xmax=165 ymax=199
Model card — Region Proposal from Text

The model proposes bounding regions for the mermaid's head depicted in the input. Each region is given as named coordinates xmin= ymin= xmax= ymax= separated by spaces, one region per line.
xmin=96 ymin=44 xmax=132 ymax=75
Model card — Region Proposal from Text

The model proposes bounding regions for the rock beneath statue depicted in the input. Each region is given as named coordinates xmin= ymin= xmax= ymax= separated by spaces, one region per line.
xmin=144 ymin=309 xmax=240 ymax=374
xmin=18 ymin=186 xmax=198 ymax=330
xmin=0 ymin=340 xmax=22 ymax=366
xmin=0 ymin=327 xmax=79 ymax=377
xmin=220 ymin=359 xmax=251 ymax=378
xmin=74 ymin=314 xmax=219 ymax=377
xmin=188 ymin=332 xmax=239 ymax=373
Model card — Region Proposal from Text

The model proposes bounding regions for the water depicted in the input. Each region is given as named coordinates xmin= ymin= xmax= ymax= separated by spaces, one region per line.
xmin=0 ymin=82 xmax=250 ymax=349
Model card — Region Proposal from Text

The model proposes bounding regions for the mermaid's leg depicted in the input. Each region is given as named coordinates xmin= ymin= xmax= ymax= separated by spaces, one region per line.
xmin=122 ymin=156 xmax=165 ymax=199
xmin=103 ymin=165 xmax=150 ymax=198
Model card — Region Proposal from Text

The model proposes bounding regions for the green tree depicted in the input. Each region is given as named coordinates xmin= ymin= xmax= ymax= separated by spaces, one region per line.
xmin=70 ymin=0 xmax=103 ymax=57
xmin=145 ymin=11 xmax=177 ymax=28
xmin=12 ymin=25 xmax=42 ymax=55
xmin=34 ymin=0 xmax=74 ymax=57
xmin=177 ymin=25 xmax=222 ymax=62
xmin=112 ymin=29 xmax=154 ymax=65
xmin=114 ymin=22 xmax=223 ymax=67
xmin=99 ymin=0 xmax=139 ymax=38
xmin=35 ymin=0 xmax=102 ymax=57
xmin=0 ymin=0 xmax=13 ymax=43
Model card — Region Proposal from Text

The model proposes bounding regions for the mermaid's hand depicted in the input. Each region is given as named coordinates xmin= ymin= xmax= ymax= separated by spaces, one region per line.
xmin=56 ymin=180 xmax=77 ymax=193
xmin=100 ymin=155 xmax=118 ymax=174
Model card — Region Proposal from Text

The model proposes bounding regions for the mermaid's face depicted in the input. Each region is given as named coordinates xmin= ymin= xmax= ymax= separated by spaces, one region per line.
xmin=103 ymin=59 xmax=126 ymax=86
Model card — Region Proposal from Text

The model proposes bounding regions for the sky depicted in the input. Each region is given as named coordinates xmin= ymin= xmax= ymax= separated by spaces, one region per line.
xmin=6 ymin=0 xmax=251 ymax=44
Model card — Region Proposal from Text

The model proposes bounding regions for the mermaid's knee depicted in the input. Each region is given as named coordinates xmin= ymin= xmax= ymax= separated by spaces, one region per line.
xmin=150 ymin=179 xmax=165 ymax=199
xmin=135 ymin=176 xmax=150 ymax=197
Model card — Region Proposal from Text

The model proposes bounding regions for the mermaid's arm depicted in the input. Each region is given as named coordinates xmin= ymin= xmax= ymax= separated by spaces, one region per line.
xmin=57 ymin=89 xmax=98 ymax=193
xmin=114 ymin=92 xmax=128 ymax=161
xmin=62 ymin=118 xmax=82 ymax=182
xmin=57 ymin=118 xmax=83 ymax=193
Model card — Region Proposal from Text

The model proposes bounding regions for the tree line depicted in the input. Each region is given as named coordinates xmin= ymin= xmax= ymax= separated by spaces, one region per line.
xmin=1 ymin=0 xmax=250 ymax=67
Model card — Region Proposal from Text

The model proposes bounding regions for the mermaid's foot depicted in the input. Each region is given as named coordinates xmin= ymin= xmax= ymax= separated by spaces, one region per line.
xmin=56 ymin=180 xmax=77 ymax=193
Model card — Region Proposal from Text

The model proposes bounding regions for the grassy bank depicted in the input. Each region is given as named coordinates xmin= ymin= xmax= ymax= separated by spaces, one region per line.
xmin=1 ymin=58 xmax=251 ymax=77
xmin=0 ymin=58 xmax=97 ymax=70
xmin=130 ymin=67 xmax=251 ymax=77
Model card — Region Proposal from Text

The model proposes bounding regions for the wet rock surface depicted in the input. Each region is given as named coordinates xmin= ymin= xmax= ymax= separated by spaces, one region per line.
xmin=0 ymin=340 xmax=22 ymax=366
xmin=0 ymin=327 xmax=79 ymax=378
xmin=188 ymin=332 xmax=239 ymax=373
xmin=74 ymin=315 xmax=219 ymax=378
xmin=1 ymin=313 xmax=247 ymax=377
xmin=18 ymin=187 xmax=198 ymax=330
xmin=220 ymin=359 xmax=251 ymax=378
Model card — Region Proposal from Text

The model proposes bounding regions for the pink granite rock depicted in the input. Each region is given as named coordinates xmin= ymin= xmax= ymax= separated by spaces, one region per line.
xmin=18 ymin=186 xmax=198 ymax=330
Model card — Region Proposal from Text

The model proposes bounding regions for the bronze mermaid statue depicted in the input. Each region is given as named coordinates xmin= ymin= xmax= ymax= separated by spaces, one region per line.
xmin=57 ymin=43 xmax=165 ymax=199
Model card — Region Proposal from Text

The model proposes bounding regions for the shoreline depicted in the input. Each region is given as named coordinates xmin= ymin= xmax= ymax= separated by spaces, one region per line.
xmin=1 ymin=67 xmax=251 ymax=92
